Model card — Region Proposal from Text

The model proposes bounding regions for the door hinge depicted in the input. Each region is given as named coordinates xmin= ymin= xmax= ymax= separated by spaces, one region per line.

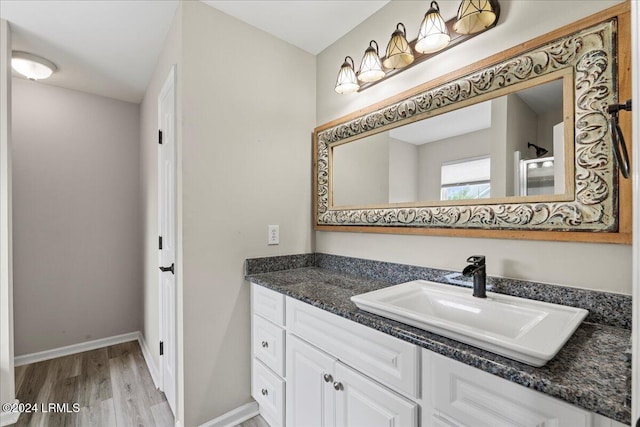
xmin=158 ymin=130 xmax=163 ymax=145
xmin=159 ymin=236 xmax=163 ymax=250
xmin=160 ymin=341 xmax=164 ymax=356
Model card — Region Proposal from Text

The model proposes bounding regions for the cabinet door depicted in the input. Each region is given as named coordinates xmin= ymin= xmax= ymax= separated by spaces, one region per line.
xmin=427 ymin=352 xmax=592 ymax=427
xmin=286 ymin=334 xmax=336 ymax=427
xmin=334 ymin=361 xmax=418 ymax=427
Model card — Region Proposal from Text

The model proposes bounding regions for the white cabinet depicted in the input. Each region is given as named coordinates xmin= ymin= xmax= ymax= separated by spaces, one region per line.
xmin=421 ymin=350 xmax=624 ymax=427
xmin=253 ymin=358 xmax=286 ymax=426
xmin=287 ymin=296 xmax=420 ymax=399
xmin=253 ymin=314 xmax=285 ymax=376
xmin=253 ymin=283 xmax=285 ymax=325
xmin=287 ymin=334 xmax=418 ymax=427
xmin=251 ymin=284 xmax=286 ymax=427
xmin=334 ymin=361 xmax=417 ymax=427
xmin=250 ymin=283 xmax=625 ymax=427
xmin=286 ymin=334 xmax=337 ymax=427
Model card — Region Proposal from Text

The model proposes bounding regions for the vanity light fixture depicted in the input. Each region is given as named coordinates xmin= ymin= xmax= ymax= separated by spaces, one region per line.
xmin=334 ymin=0 xmax=500 ymax=94
xmin=383 ymin=23 xmax=414 ymax=70
xmin=415 ymin=1 xmax=451 ymax=54
xmin=11 ymin=51 xmax=57 ymax=80
xmin=528 ymin=142 xmax=549 ymax=158
xmin=358 ymin=40 xmax=385 ymax=83
xmin=334 ymin=56 xmax=360 ymax=94
xmin=453 ymin=0 xmax=498 ymax=35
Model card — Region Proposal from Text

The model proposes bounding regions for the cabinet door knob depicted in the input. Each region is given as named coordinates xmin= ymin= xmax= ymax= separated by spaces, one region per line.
xmin=261 ymin=388 xmax=268 ymax=396
xmin=323 ymin=373 xmax=333 ymax=383
xmin=261 ymin=341 xmax=268 ymax=348
xmin=333 ymin=381 xmax=343 ymax=391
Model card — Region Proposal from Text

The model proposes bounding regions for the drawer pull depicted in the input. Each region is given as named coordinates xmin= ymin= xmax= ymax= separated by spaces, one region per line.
xmin=261 ymin=388 xmax=268 ymax=396
xmin=323 ymin=373 xmax=333 ymax=383
xmin=261 ymin=341 xmax=269 ymax=348
xmin=333 ymin=381 xmax=343 ymax=391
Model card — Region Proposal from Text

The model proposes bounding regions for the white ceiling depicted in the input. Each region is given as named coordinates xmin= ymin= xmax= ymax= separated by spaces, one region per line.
xmin=390 ymin=101 xmax=493 ymax=145
xmin=202 ymin=1 xmax=389 ymax=55
xmin=0 ymin=0 xmax=180 ymax=103
xmin=389 ymin=79 xmax=564 ymax=146
xmin=0 ymin=0 xmax=389 ymax=104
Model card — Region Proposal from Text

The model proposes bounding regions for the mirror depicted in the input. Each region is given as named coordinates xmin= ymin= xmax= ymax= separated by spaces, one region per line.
xmin=315 ymin=18 xmax=620 ymax=234
xmin=331 ymin=77 xmax=570 ymax=208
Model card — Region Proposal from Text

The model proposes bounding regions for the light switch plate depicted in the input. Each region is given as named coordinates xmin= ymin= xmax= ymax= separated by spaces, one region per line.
xmin=268 ymin=225 xmax=279 ymax=245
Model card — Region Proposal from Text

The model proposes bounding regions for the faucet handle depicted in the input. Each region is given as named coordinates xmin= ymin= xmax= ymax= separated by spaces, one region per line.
xmin=466 ymin=255 xmax=485 ymax=266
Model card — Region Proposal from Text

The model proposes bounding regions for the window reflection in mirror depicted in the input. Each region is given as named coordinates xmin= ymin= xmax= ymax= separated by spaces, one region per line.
xmin=331 ymin=77 xmax=568 ymax=208
xmin=440 ymin=157 xmax=491 ymax=201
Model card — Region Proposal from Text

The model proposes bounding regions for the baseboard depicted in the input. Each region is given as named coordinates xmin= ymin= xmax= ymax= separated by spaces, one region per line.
xmin=198 ymin=401 xmax=260 ymax=427
xmin=137 ymin=332 xmax=161 ymax=389
xmin=0 ymin=400 xmax=20 ymax=426
xmin=14 ymin=331 xmax=140 ymax=366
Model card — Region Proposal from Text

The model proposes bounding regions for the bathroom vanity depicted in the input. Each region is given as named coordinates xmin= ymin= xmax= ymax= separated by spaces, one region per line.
xmin=246 ymin=256 xmax=630 ymax=427
xmin=248 ymin=4 xmax=634 ymax=425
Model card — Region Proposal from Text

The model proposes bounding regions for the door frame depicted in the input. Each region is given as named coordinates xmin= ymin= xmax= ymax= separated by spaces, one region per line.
xmin=632 ymin=1 xmax=639 ymax=425
xmin=157 ymin=64 xmax=177 ymax=408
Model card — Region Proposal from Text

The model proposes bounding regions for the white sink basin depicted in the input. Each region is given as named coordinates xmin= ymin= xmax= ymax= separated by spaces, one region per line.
xmin=350 ymin=280 xmax=588 ymax=366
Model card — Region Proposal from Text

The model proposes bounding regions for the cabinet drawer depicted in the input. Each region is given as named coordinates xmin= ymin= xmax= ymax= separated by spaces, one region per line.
xmin=287 ymin=297 xmax=420 ymax=398
xmin=253 ymin=314 xmax=285 ymax=376
xmin=252 ymin=359 xmax=285 ymax=427
xmin=425 ymin=351 xmax=592 ymax=427
xmin=252 ymin=283 xmax=285 ymax=326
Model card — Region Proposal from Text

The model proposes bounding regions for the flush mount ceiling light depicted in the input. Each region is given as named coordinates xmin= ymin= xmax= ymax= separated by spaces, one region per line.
xmin=358 ymin=40 xmax=385 ymax=83
xmin=383 ymin=23 xmax=414 ymax=70
xmin=11 ymin=51 xmax=57 ymax=80
xmin=453 ymin=0 xmax=498 ymax=35
xmin=334 ymin=0 xmax=500 ymax=94
xmin=416 ymin=1 xmax=451 ymax=54
xmin=334 ymin=56 xmax=360 ymax=94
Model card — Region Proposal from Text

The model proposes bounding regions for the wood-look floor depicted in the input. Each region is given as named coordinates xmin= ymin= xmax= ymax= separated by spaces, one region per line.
xmin=236 ymin=415 xmax=269 ymax=427
xmin=14 ymin=340 xmax=173 ymax=427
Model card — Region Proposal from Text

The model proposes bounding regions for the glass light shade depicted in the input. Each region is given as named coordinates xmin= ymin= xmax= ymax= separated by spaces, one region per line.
xmin=334 ymin=56 xmax=360 ymax=94
xmin=453 ymin=0 xmax=497 ymax=34
xmin=358 ymin=40 xmax=385 ymax=83
xmin=415 ymin=1 xmax=451 ymax=54
xmin=383 ymin=23 xmax=414 ymax=70
xmin=11 ymin=51 xmax=57 ymax=80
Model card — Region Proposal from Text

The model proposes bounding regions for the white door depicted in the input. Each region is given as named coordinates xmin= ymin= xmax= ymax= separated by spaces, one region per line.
xmin=286 ymin=335 xmax=336 ymax=427
xmin=334 ymin=361 xmax=417 ymax=427
xmin=158 ymin=65 xmax=177 ymax=415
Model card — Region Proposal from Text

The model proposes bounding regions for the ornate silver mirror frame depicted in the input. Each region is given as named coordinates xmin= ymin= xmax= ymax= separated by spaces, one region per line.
xmin=314 ymin=19 xmax=619 ymax=234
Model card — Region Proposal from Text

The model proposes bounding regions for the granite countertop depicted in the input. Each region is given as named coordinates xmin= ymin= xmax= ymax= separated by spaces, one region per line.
xmin=246 ymin=267 xmax=631 ymax=425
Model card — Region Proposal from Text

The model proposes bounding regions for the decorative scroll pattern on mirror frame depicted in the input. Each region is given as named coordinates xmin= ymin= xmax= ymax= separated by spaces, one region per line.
xmin=316 ymin=19 xmax=618 ymax=231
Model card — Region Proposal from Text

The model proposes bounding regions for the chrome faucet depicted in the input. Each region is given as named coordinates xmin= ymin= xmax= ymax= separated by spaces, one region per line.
xmin=462 ymin=255 xmax=486 ymax=298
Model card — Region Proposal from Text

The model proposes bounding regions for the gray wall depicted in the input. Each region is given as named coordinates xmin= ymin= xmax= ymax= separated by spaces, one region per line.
xmin=181 ymin=4 xmax=315 ymax=424
xmin=333 ymin=132 xmax=389 ymax=206
xmin=315 ymin=0 xmax=631 ymax=294
xmin=388 ymin=138 xmax=418 ymax=203
xmin=505 ymin=94 xmax=538 ymax=196
xmin=140 ymin=2 xmax=315 ymax=425
xmin=12 ymin=78 xmax=142 ymax=355
xmin=537 ymin=106 xmax=564 ymax=153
